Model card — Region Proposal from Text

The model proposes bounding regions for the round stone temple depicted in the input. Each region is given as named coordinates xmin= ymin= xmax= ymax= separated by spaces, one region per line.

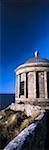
xmin=15 ymin=50 xmax=49 ymax=102
xmin=34 ymin=51 xmax=39 ymax=57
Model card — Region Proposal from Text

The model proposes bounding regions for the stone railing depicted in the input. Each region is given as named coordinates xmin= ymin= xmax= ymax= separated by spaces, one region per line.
xmin=4 ymin=111 xmax=46 ymax=150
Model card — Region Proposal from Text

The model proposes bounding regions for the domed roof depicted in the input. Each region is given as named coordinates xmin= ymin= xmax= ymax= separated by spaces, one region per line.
xmin=26 ymin=51 xmax=49 ymax=64
xmin=26 ymin=57 xmax=49 ymax=63
xmin=16 ymin=51 xmax=49 ymax=73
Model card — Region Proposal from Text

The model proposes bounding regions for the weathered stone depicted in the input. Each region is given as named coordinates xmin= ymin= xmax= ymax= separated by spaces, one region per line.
xmin=10 ymin=103 xmax=41 ymax=117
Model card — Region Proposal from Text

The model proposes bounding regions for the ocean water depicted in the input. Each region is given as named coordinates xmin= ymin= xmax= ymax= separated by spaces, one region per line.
xmin=0 ymin=94 xmax=15 ymax=110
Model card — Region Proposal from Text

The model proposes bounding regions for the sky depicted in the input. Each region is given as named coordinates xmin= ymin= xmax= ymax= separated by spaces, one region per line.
xmin=0 ymin=0 xmax=49 ymax=93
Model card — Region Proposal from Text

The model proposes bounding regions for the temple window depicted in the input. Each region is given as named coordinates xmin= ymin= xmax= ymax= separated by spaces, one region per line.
xmin=20 ymin=81 xmax=24 ymax=96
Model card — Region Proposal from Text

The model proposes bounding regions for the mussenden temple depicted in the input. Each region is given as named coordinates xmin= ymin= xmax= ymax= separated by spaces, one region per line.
xmin=15 ymin=51 xmax=49 ymax=104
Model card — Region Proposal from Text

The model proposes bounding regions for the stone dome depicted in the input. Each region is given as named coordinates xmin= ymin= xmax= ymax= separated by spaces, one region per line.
xmin=26 ymin=51 xmax=49 ymax=64
xmin=26 ymin=57 xmax=49 ymax=64
xmin=16 ymin=51 xmax=49 ymax=72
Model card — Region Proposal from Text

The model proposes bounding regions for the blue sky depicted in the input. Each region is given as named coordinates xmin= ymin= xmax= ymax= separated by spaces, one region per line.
xmin=0 ymin=0 xmax=49 ymax=93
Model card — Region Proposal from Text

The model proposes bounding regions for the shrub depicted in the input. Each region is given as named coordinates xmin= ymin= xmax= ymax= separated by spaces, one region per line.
xmin=0 ymin=130 xmax=10 ymax=149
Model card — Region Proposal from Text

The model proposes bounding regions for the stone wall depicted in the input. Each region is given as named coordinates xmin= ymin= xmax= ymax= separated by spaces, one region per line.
xmin=4 ymin=112 xmax=46 ymax=150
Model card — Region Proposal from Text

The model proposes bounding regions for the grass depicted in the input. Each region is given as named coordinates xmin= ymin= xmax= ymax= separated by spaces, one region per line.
xmin=0 ymin=107 xmax=41 ymax=149
xmin=0 ymin=108 xmax=28 ymax=149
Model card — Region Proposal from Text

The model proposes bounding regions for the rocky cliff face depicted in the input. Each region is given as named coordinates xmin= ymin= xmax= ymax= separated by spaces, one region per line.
xmin=4 ymin=111 xmax=46 ymax=150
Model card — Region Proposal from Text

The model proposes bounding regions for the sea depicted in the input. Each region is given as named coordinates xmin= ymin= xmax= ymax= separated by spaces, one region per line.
xmin=0 ymin=94 xmax=15 ymax=110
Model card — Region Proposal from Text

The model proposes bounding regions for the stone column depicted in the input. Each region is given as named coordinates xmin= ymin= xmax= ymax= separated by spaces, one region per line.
xmin=15 ymin=75 xmax=17 ymax=101
xmin=39 ymin=72 xmax=45 ymax=98
xmin=24 ymin=73 xmax=26 ymax=98
xmin=34 ymin=71 xmax=36 ymax=99
xmin=28 ymin=72 xmax=34 ymax=99
xmin=17 ymin=74 xmax=20 ymax=98
xmin=44 ymin=71 xmax=48 ymax=99
xmin=16 ymin=75 xmax=18 ymax=97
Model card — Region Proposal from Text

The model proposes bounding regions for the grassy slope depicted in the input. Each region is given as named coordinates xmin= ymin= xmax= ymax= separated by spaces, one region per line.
xmin=0 ymin=108 xmax=41 ymax=149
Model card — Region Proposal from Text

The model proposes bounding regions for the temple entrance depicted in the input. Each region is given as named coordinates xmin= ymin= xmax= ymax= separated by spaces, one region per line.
xmin=47 ymin=72 xmax=49 ymax=98
xmin=36 ymin=72 xmax=39 ymax=98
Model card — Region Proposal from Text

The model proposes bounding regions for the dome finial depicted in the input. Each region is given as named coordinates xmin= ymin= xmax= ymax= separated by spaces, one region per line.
xmin=34 ymin=51 xmax=39 ymax=57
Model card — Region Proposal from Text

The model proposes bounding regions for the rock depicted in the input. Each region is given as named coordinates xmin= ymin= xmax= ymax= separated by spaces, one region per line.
xmin=10 ymin=103 xmax=25 ymax=112
xmin=10 ymin=103 xmax=41 ymax=117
